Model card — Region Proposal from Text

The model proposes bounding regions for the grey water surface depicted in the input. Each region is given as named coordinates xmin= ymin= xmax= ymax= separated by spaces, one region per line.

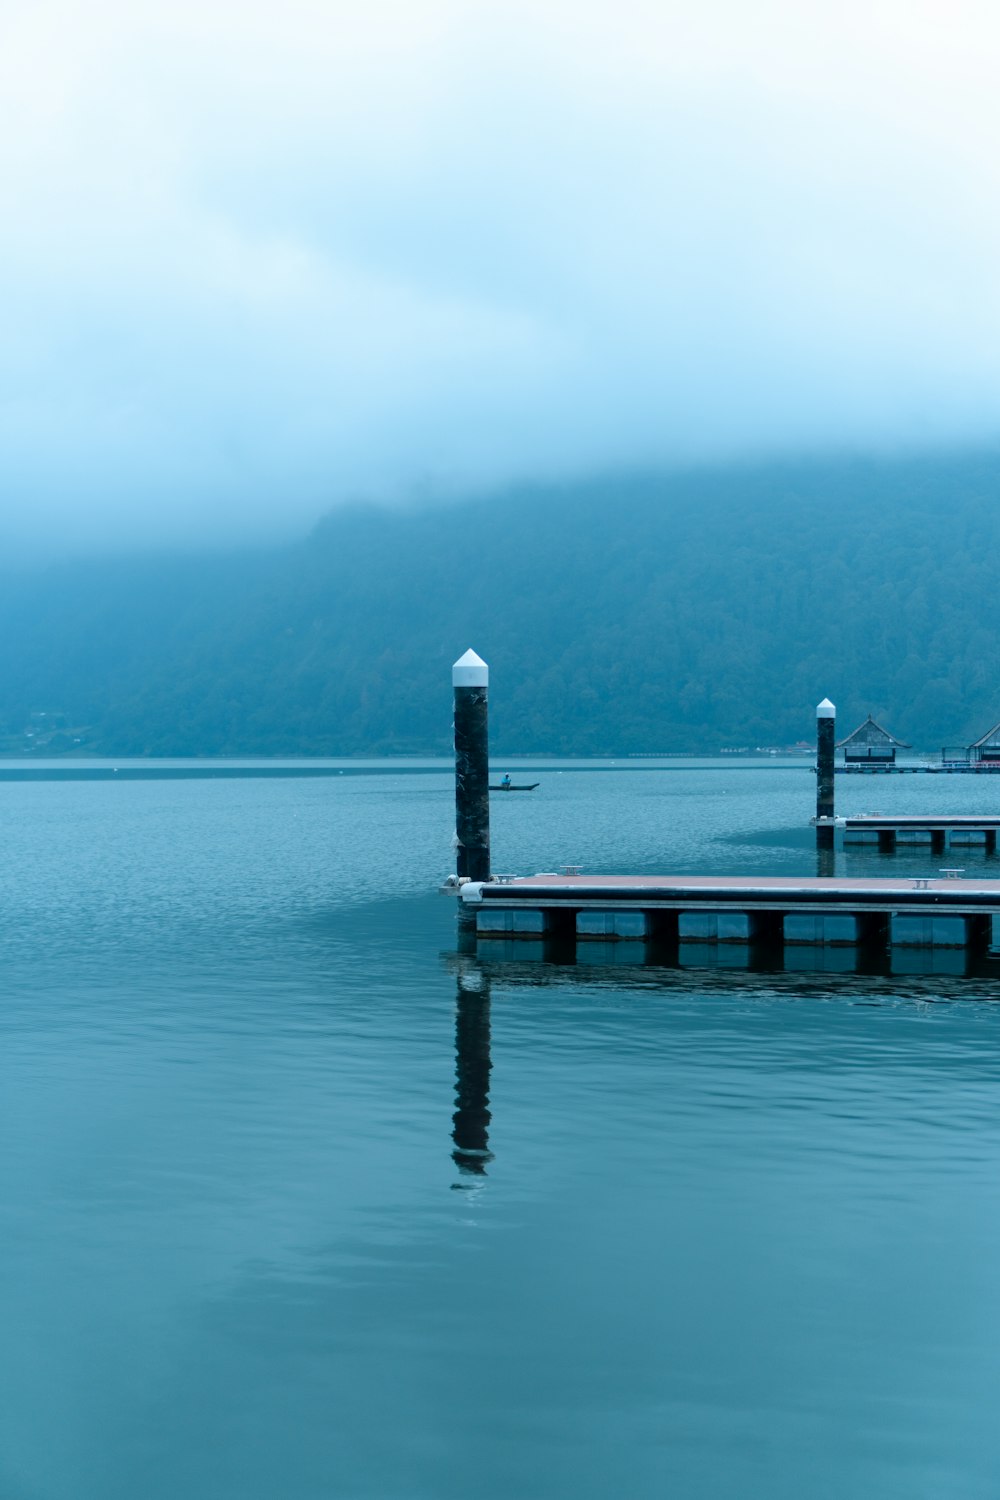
xmin=2 ymin=761 xmax=999 ymax=1499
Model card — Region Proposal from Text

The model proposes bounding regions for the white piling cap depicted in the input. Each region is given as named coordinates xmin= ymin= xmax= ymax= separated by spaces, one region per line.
xmin=453 ymin=649 xmax=489 ymax=687
xmin=816 ymin=697 xmax=835 ymax=718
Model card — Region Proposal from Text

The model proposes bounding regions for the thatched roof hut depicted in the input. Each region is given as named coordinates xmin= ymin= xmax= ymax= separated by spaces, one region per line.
xmin=836 ymin=715 xmax=910 ymax=763
xmin=969 ymin=721 xmax=1000 ymax=763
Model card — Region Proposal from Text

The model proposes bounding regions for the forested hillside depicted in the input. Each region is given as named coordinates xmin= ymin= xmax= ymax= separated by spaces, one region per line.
xmin=1 ymin=452 xmax=998 ymax=755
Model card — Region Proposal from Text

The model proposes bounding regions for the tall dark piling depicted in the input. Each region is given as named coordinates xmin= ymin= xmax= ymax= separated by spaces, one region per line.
xmin=453 ymin=649 xmax=491 ymax=882
xmin=452 ymin=966 xmax=493 ymax=1178
xmin=816 ymin=697 xmax=836 ymax=849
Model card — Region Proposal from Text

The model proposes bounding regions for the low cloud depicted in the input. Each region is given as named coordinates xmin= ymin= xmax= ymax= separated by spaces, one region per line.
xmin=3 ymin=0 xmax=1000 ymax=555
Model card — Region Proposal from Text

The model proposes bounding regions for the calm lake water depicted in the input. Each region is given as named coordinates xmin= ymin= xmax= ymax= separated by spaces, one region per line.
xmin=2 ymin=759 xmax=1000 ymax=1499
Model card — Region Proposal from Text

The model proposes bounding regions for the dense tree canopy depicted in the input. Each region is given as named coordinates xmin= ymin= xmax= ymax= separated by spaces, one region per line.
xmin=1 ymin=452 xmax=997 ymax=756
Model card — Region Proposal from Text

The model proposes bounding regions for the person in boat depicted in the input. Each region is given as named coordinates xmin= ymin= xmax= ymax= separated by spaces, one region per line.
xmin=501 ymin=773 xmax=512 ymax=789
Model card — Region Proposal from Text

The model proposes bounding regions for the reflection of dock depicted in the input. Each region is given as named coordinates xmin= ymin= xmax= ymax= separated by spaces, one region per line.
xmin=447 ymin=936 xmax=1000 ymax=986
xmin=461 ymin=874 xmax=1000 ymax=958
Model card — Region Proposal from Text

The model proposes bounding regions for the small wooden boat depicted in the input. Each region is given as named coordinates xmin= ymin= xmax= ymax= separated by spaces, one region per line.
xmin=489 ymin=782 xmax=539 ymax=791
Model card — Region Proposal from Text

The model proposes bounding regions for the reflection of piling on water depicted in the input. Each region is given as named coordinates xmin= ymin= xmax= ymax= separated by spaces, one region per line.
xmin=452 ymin=967 xmax=493 ymax=1177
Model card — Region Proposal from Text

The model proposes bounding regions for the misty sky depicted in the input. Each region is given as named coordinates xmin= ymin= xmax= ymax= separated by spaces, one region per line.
xmin=3 ymin=0 xmax=1000 ymax=554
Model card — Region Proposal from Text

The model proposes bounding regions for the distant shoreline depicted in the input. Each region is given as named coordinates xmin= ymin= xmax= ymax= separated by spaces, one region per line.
xmin=0 ymin=756 xmax=816 ymax=782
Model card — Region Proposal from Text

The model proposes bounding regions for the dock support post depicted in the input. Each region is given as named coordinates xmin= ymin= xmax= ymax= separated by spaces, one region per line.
xmin=816 ymin=697 xmax=836 ymax=849
xmin=453 ymin=649 xmax=491 ymax=883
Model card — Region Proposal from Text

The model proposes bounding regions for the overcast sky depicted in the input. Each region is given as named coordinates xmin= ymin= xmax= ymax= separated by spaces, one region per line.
xmin=3 ymin=0 xmax=1000 ymax=554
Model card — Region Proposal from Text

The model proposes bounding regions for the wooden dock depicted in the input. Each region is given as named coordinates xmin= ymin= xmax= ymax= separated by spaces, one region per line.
xmin=445 ymin=662 xmax=1000 ymax=972
xmin=461 ymin=873 xmax=1000 ymax=951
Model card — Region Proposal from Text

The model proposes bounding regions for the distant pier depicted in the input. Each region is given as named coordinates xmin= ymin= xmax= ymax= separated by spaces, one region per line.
xmin=836 ymin=762 xmax=1000 ymax=774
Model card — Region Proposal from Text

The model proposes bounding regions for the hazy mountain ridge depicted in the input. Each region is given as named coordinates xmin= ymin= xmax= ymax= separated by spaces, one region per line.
xmin=2 ymin=454 xmax=998 ymax=756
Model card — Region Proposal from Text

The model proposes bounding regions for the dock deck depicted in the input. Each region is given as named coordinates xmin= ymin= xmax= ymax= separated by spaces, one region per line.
xmin=461 ymin=873 xmax=1000 ymax=950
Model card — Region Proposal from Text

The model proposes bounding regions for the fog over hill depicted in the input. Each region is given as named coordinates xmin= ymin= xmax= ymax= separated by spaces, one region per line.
xmin=1 ymin=453 xmax=997 ymax=757
xmin=6 ymin=4 xmax=1000 ymax=560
